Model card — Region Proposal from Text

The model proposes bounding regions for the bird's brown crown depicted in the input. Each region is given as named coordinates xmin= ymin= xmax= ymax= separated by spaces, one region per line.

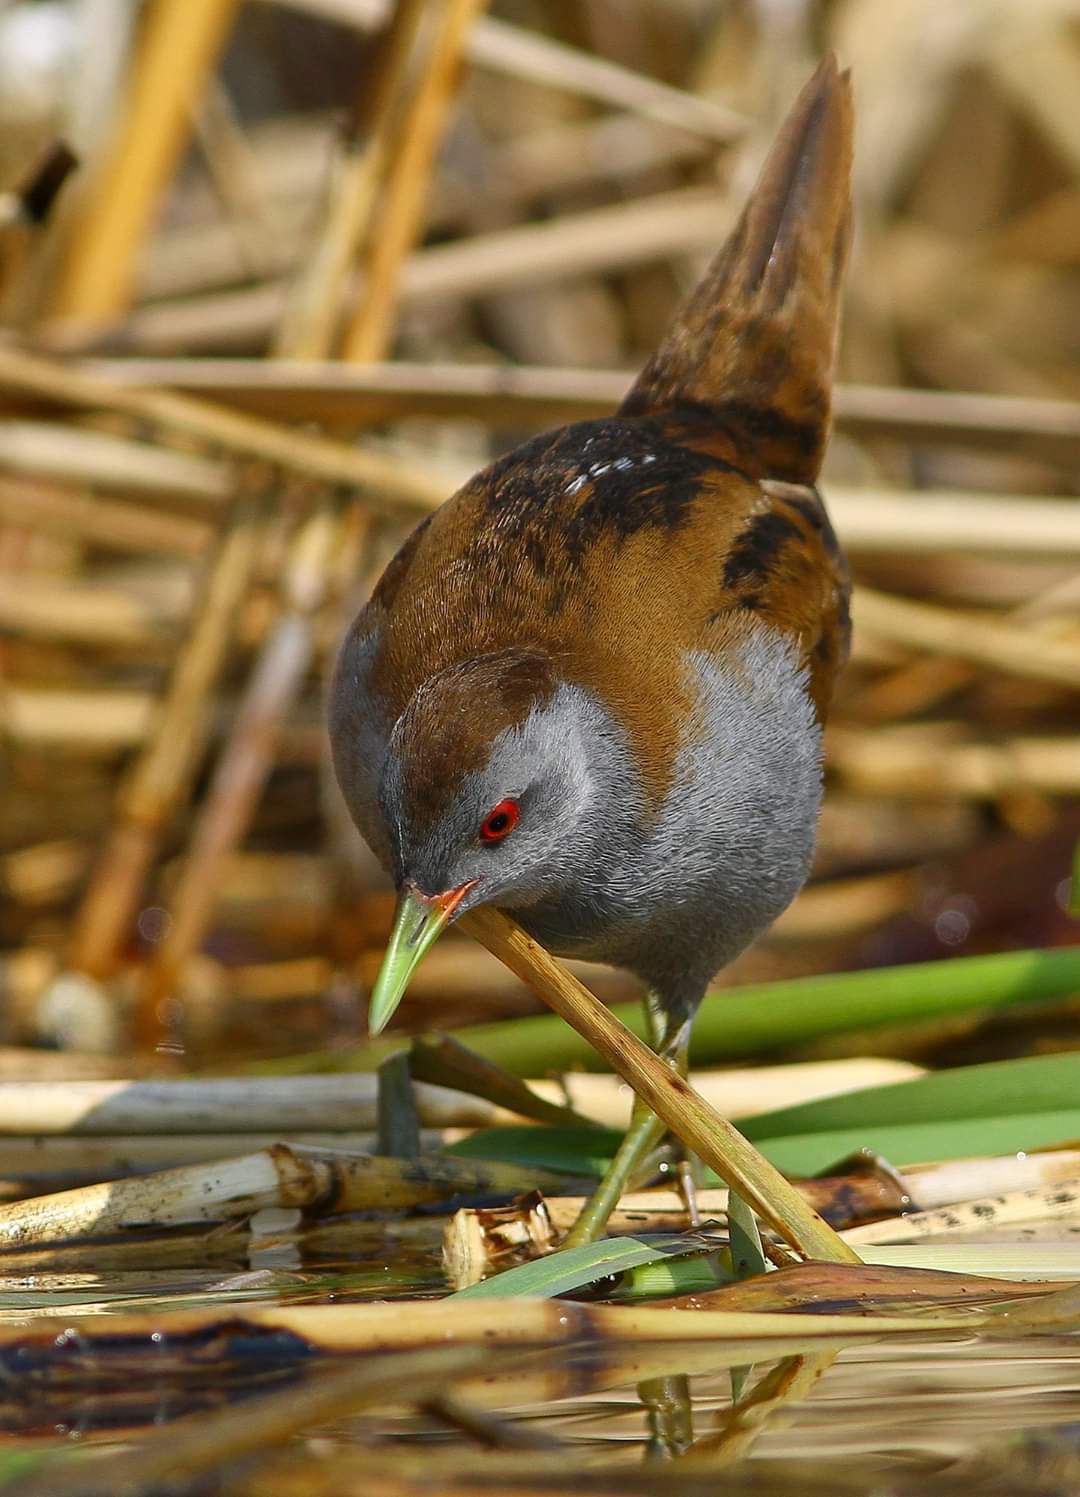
xmin=389 ymin=650 xmax=555 ymax=834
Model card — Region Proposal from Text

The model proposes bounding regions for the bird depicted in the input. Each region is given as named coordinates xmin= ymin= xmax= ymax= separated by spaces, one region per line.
xmin=329 ymin=55 xmax=854 ymax=1243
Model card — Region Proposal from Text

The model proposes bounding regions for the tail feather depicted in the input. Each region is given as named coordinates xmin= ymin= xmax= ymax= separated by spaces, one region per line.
xmin=621 ymin=55 xmax=853 ymax=485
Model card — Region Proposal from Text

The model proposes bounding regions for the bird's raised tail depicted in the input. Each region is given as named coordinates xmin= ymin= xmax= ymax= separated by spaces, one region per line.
xmin=620 ymin=54 xmax=853 ymax=486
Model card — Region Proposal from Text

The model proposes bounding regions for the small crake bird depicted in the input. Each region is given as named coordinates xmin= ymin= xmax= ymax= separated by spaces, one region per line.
xmin=330 ymin=56 xmax=854 ymax=1242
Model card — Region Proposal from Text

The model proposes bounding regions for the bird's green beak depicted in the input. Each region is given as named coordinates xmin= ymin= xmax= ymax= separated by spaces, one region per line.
xmin=367 ymin=880 xmax=477 ymax=1036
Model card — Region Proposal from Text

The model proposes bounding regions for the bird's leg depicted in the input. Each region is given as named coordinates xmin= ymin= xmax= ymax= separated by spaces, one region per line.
xmin=662 ymin=1029 xmax=705 ymax=1227
xmin=643 ymin=990 xmax=705 ymax=1226
xmin=563 ymin=993 xmax=685 ymax=1248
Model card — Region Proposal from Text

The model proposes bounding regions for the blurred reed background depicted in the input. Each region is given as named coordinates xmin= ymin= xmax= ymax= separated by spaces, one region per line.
xmin=0 ymin=0 xmax=1077 ymax=1069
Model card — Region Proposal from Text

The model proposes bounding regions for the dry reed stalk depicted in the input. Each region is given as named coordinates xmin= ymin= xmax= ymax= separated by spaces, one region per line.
xmin=464 ymin=12 xmax=745 ymax=137
xmin=225 ymin=954 xmax=335 ymax=1000
xmin=477 ymin=109 xmax=713 ymax=211
xmin=361 ymin=180 xmax=730 ymax=321
xmin=904 ymin=1150 xmax=1080 ymax=1208
xmin=527 ymin=1058 xmax=923 ymax=1130
xmin=828 ymin=727 xmax=1080 ymax=798
xmin=0 ymin=1042 xmax=140 ymax=1083
xmin=0 ymin=475 xmax=212 ymax=556
xmin=0 ymin=419 xmax=229 ymax=502
xmin=410 ymin=1033 xmax=594 ymax=1129
xmin=0 ymin=575 xmax=184 ymax=647
xmin=855 ymin=654 xmax=1000 ymax=726
xmin=827 ymin=486 xmax=1080 ymax=558
xmin=341 ymin=0 xmax=489 ymax=362
xmin=250 ymin=0 xmax=420 ymax=1006
xmin=852 ymin=586 xmax=1080 ymax=692
xmin=119 ymin=185 xmax=733 ymax=354
xmin=274 ymin=0 xmax=428 ymax=359
xmin=497 ymin=1149 xmax=1080 ymax=1244
xmin=142 ymin=0 xmax=402 ymax=1021
xmin=463 ymin=907 xmax=860 ymax=1265
xmin=0 ymin=143 xmax=80 ymax=321
xmin=0 ymin=1075 xmax=491 ymax=1133
xmin=135 ymin=508 xmax=349 ymax=1036
xmin=138 ymin=110 xmax=712 ymax=304
xmin=65 ymin=502 xmax=262 ymax=979
xmin=770 ymin=870 xmax=916 ymax=940
xmin=0 ymin=1131 xmax=446 ymax=1174
xmin=91 ymin=355 xmax=625 ymax=425
xmin=842 ymin=1177 xmax=1080 ymax=1246
xmin=290 ymin=0 xmax=747 ymax=143
xmin=81 ymin=361 xmax=1080 ymax=455
xmin=0 ymin=685 xmax=156 ymax=751
xmin=0 ymin=1223 xmax=243 ymax=1276
xmin=853 ymin=566 xmax=1080 ymax=724
xmin=0 ymin=843 xmax=89 ymax=908
xmin=286 ymin=0 xmax=742 ymax=141
xmin=0 ymin=1145 xmax=571 ymax=1244
xmin=0 ymin=344 xmax=449 ymax=511
xmin=192 ymin=78 xmax=278 ymax=281
xmin=45 ymin=0 xmax=242 ymax=327
xmin=137 ymin=214 xmax=299 ymax=305
xmin=833 ymin=383 xmax=1080 ymax=459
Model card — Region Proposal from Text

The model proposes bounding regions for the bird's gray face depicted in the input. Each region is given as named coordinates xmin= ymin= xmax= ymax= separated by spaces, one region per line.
xmin=368 ymin=683 xmax=639 ymax=1034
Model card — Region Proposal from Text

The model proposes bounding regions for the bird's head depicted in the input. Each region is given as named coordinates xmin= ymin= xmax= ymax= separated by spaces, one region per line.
xmin=366 ymin=648 xmax=634 ymax=1035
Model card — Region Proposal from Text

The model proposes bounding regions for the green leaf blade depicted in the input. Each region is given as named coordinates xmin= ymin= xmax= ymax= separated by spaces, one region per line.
xmin=450 ymin=1234 xmax=706 ymax=1300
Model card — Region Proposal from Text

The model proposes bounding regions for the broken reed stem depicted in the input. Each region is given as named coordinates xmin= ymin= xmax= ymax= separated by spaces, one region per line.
xmin=0 ymin=1145 xmax=571 ymax=1245
xmin=135 ymin=507 xmax=348 ymax=1037
xmin=462 ymin=908 xmax=860 ymax=1265
xmin=0 ymin=343 xmax=449 ymax=511
xmin=46 ymin=0 xmax=242 ymax=326
xmin=274 ymin=0 xmax=429 ymax=359
xmin=66 ymin=500 xmax=262 ymax=978
xmin=341 ymin=0 xmax=489 ymax=361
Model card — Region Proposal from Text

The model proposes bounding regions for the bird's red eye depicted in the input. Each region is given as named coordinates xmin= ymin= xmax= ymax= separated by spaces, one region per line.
xmin=480 ymin=798 xmax=519 ymax=842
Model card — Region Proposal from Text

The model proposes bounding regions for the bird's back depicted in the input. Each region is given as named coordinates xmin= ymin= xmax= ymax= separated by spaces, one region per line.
xmin=358 ymin=407 xmax=847 ymax=809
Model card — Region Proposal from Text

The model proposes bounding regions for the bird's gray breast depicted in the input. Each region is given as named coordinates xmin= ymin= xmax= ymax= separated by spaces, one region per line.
xmin=520 ymin=623 xmax=823 ymax=1011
